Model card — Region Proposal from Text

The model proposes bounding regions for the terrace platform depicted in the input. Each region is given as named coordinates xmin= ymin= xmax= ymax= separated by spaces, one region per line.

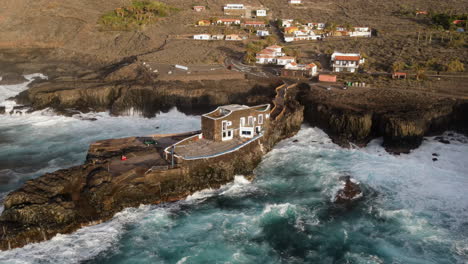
xmin=174 ymin=137 xmax=250 ymax=159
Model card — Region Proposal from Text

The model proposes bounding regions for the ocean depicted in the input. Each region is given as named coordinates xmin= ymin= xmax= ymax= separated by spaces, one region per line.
xmin=0 ymin=77 xmax=467 ymax=264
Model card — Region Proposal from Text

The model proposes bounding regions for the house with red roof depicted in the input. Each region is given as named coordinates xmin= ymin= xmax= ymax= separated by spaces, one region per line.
xmin=256 ymin=45 xmax=287 ymax=64
xmin=243 ymin=21 xmax=266 ymax=28
xmin=331 ymin=52 xmax=365 ymax=73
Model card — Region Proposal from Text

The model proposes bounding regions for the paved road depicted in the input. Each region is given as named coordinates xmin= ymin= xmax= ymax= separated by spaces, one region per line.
xmin=225 ymin=57 xmax=279 ymax=78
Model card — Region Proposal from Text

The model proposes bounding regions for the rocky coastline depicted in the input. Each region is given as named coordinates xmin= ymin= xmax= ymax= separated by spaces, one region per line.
xmin=1 ymin=59 xmax=467 ymax=250
xmin=0 ymin=84 xmax=303 ymax=250
xmin=298 ymin=84 xmax=468 ymax=154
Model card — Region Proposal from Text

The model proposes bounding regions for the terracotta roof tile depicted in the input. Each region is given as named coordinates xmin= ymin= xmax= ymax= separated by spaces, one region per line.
xmin=335 ymin=56 xmax=360 ymax=61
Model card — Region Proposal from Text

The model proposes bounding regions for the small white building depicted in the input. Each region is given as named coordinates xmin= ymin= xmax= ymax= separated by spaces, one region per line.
xmin=224 ymin=4 xmax=245 ymax=10
xmin=217 ymin=18 xmax=241 ymax=25
xmin=244 ymin=21 xmax=266 ymax=27
xmin=211 ymin=34 xmax=225 ymax=40
xmin=349 ymin=27 xmax=372 ymax=37
xmin=288 ymin=0 xmax=302 ymax=4
xmin=331 ymin=52 xmax=365 ymax=73
xmin=307 ymin=22 xmax=325 ymax=30
xmin=257 ymin=30 xmax=270 ymax=37
xmin=256 ymin=9 xmax=267 ymax=17
xmin=225 ymin=34 xmax=243 ymax=41
xmin=282 ymin=62 xmax=318 ymax=77
xmin=194 ymin=34 xmax=211 ymax=40
xmin=277 ymin=56 xmax=296 ymax=66
xmin=284 ymin=30 xmax=322 ymax=42
xmin=255 ymin=45 xmax=287 ymax=64
xmin=281 ymin=19 xmax=294 ymax=28
xmin=256 ymin=54 xmax=276 ymax=64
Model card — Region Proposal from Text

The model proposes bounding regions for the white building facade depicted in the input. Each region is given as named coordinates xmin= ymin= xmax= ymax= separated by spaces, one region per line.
xmin=331 ymin=52 xmax=365 ymax=73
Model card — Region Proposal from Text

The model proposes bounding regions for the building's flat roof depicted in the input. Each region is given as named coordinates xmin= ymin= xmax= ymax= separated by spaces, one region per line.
xmin=203 ymin=104 xmax=270 ymax=119
xmin=220 ymin=104 xmax=250 ymax=111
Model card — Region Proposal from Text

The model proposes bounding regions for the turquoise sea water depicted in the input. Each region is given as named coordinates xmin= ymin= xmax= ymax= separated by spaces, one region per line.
xmin=0 ymin=80 xmax=467 ymax=264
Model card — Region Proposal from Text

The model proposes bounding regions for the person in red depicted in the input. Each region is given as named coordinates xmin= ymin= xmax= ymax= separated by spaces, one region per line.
xmin=121 ymin=155 xmax=127 ymax=161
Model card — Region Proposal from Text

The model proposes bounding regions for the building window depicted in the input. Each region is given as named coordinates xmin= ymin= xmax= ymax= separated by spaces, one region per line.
xmin=222 ymin=120 xmax=227 ymax=130
xmin=240 ymin=117 xmax=245 ymax=126
xmin=248 ymin=116 xmax=253 ymax=126
xmin=258 ymin=114 xmax=263 ymax=124
xmin=242 ymin=131 xmax=252 ymax=136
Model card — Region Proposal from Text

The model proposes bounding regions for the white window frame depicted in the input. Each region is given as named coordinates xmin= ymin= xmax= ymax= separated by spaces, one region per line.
xmin=258 ymin=114 xmax=263 ymax=124
xmin=248 ymin=116 xmax=253 ymax=126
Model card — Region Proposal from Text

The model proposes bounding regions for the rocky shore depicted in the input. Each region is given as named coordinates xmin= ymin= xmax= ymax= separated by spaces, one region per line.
xmin=0 ymin=84 xmax=303 ymax=250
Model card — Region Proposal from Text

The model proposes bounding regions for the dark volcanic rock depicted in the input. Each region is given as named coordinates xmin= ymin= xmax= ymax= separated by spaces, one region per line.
xmin=9 ymin=105 xmax=30 ymax=115
xmin=435 ymin=136 xmax=450 ymax=144
xmin=0 ymin=106 xmax=5 ymax=115
xmin=334 ymin=176 xmax=363 ymax=204
xmin=300 ymin=84 xmax=468 ymax=154
xmin=0 ymin=73 xmax=27 ymax=85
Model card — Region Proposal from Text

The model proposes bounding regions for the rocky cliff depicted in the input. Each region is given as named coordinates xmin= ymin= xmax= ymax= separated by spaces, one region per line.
xmin=0 ymin=84 xmax=303 ymax=250
xmin=299 ymin=84 xmax=468 ymax=153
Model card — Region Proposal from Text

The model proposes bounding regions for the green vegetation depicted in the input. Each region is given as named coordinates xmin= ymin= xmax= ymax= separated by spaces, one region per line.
xmin=431 ymin=13 xmax=467 ymax=30
xmin=447 ymin=59 xmax=465 ymax=72
xmin=99 ymin=1 xmax=179 ymax=30
xmin=244 ymin=40 xmax=267 ymax=64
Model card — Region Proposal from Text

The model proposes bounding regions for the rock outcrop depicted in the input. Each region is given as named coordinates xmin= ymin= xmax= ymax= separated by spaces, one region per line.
xmin=0 ymin=84 xmax=303 ymax=250
xmin=0 ymin=73 xmax=27 ymax=85
xmin=334 ymin=176 xmax=362 ymax=204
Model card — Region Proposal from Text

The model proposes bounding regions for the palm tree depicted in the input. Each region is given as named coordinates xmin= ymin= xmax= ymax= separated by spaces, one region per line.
xmin=413 ymin=63 xmax=426 ymax=80
xmin=325 ymin=22 xmax=337 ymax=36
xmin=392 ymin=60 xmax=406 ymax=73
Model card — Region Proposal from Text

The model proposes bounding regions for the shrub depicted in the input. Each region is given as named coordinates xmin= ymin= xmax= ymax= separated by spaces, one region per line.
xmin=447 ymin=59 xmax=465 ymax=72
xmin=99 ymin=1 xmax=179 ymax=31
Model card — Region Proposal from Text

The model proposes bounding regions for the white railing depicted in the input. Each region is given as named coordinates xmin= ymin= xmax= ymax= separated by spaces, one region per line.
xmin=181 ymin=133 xmax=263 ymax=160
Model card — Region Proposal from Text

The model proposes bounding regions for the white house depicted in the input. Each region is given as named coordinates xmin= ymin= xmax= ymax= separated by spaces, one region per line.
xmin=225 ymin=34 xmax=242 ymax=41
xmin=255 ymin=45 xmax=286 ymax=64
xmin=331 ymin=52 xmax=365 ymax=73
xmin=217 ymin=18 xmax=241 ymax=25
xmin=194 ymin=34 xmax=211 ymax=40
xmin=281 ymin=19 xmax=294 ymax=28
xmin=307 ymin=22 xmax=325 ymax=30
xmin=277 ymin=56 xmax=296 ymax=66
xmin=288 ymin=0 xmax=302 ymax=4
xmin=284 ymin=29 xmax=323 ymax=42
xmin=211 ymin=34 xmax=225 ymax=40
xmin=256 ymin=30 xmax=270 ymax=37
xmin=349 ymin=27 xmax=372 ymax=37
xmin=224 ymin=4 xmax=245 ymax=10
xmin=256 ymin=9 xmax=267 ymax=17
xmin=244 ymin=21 xmax=266 ymax=27
xmin=282 ymin=62 xmax=318 ymax=77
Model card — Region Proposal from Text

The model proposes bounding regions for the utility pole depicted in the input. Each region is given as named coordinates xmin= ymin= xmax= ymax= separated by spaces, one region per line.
xmin=171 ymin=145 xmax=175 ymax=168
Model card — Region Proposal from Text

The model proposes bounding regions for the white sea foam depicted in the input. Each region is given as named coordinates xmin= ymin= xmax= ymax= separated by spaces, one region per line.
xmin=0 ymin=205 xmax=158 ymax=264
xmin=0 ymin=73 xmax=47 ymax=111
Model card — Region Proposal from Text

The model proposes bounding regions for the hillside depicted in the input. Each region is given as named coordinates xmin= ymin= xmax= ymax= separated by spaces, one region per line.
xmin=0 ymin=0 xmax=466 ymax=74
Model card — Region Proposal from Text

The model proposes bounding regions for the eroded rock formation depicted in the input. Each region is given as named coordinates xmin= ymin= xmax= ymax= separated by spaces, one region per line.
xmin=299 ymin=84 xmax=468 ymax=153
